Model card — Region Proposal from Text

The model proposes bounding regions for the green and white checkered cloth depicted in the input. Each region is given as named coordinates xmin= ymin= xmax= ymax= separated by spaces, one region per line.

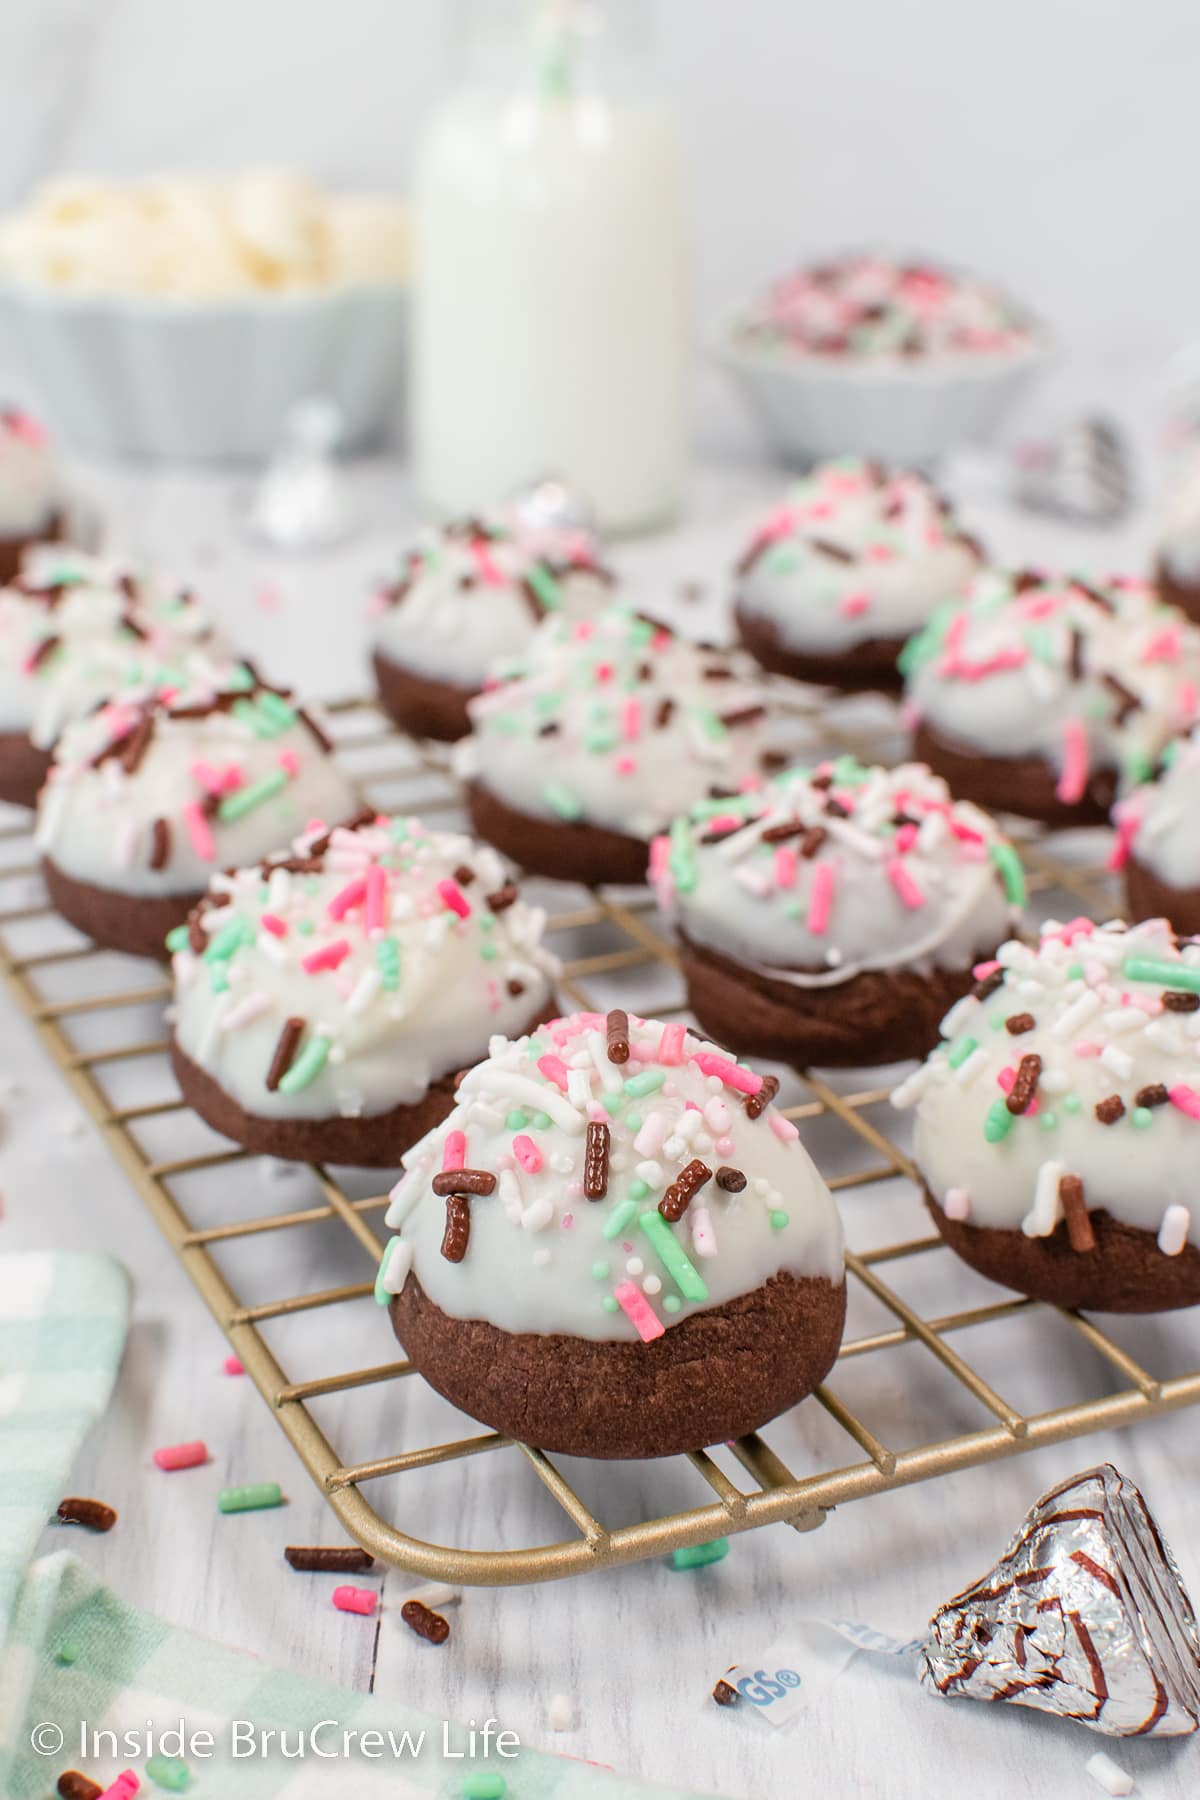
xmin=0 ymin=1255 xmax=717 ymax=1800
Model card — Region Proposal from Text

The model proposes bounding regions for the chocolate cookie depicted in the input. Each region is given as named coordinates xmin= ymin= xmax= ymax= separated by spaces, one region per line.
xmin=734 ymin=606 xmax=906 ymax=693
xmin=465 ymin=776 xmax=649 ymax=887
xmin=372 ymin=648 xmax=475 ymax=743
xmin=1126 ymin=855 xmax=1200 ymax=939
xmin=0 ymin=730 xmax=51 ymax=808
xmin=43 ymin=855 xmax=195 ymax=959
xmin=912 ymin=719 xmax=1116 ymax=827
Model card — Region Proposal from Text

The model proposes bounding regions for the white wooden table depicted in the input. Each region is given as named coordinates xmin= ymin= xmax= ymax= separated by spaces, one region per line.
xmin=3 ymin=435 xmax=1199 ymax=1800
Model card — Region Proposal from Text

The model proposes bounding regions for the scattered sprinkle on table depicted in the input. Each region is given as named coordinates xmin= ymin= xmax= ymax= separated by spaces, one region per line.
xmin=332 ymin=1584 xmax=378 ymax=1615
xmin=1085 ymin=1750 xmax=1135 ymax=1796
xmin=56 ymin=1640 xmax=80 ymax=1664
xmin=400 ymin=1598 xmax=450 ymax=1643
xmin=98 ymin=1775 xmax=140 ymax=1798
xmin=712 ymin=1679 xmax=739 ymax=1707
xmin=145 ymin=1753 xmax=191 ymax=1791
xmin=461 ymin=1778 xmax=507 ymax=1800
xmin=222 ymin=1354 xmax=244 ymax=1375
xmin=670 ymin=1537 xmax=729 ymax=1570
xmin=546 ymin=1692 xmax=577 ymax=1731
xmin=285 ymin=1545 xmax=375 ymax=1573
xmin=56 ymin=1774 xmax=101 ymax=1800
xmin=217 ymin=1481 xmax=284 ymax=1514
xmin=152 ymin=1440 xmax=208 ymax=1472
xmin=56 ymin=1496 xmax=117 ymax=1532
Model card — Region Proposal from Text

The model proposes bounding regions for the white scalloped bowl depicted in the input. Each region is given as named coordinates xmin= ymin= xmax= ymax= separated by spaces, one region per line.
xmin=0 ymin=278 xmax=408 ymax=463
xmin=718 ymin=330 xmax=1050 ymax=468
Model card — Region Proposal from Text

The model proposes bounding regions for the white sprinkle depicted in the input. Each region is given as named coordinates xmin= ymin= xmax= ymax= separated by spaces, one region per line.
xmin=939 ymin=995 xmax=978 ymax=1039
xmin=943 ymin=1187 xmax=971 ymax=1221
xmin=196 ymin=992 xmax=230 ymax=1061
xmin=1084 ymin=1750 xmax=1134 ymax=1796
xmin=584 ymin=1029 xmax=623 ymax=1093
xmin=1100 ymin=1043 xmax=1134 ymax=1081
xmin=521 ymin=1195 xmax=555 ymax=1232
xmin=379 ymin=1236 xmax=414 ymax=1294
xmin=346 ymin=967 xmax=382 ymax=1016
xmin=733 ymin=863 xmax=772 ymax=899
xmin=1158 ymin=1205 xmax=1190 ymax=1257
xmin=1023 ymin=1161 xmax=1064 ymax=1238
xmin=691 ymin=1206 xmax=718 ymax=1258
xmin=1039 ymin=1068 xmax=1069 ymax=1095
xmin=643 ymin=1274 xmax=662 ymax=1295
xmin=891 ymin=1063 xmax=937 ymax=1109
xmin=625 ymin=1257 xmax=644 ymax=1276
xmin=635 ymin=1159 xmax=664 ymax=1186
xmin=663 ymin=1135 xmax=687 ymax=1160
xmin=257 ymin=932 xmax=289 ymax=965
xmin=1052 ymin=990 xmax=1102 ymax=1040
xmin=953 ymin=1048 xmax=989 ymax=1087
xmin=221 ymin=991 xmax=271 ymax=1032
xmin=463 ymin=1067 xmax=584 ymax=1132
xmin=566 ymin=1068 xmax=592 ymax=1109
xmin=1145 ymin=1020 xmax=1187 ymax=1055
xmin=1102 ymin=1008 xmax=1145 ymax=1035
xmin=267 ymin=866 xmax=292 ymax=910
xmin=547 ymin=1693 xmax=577 ymax=1732
xmin=498 ymin=1168 xmax=523 ymax=1223
xmin=404 ymin=1581 xmax=460 ymax=1610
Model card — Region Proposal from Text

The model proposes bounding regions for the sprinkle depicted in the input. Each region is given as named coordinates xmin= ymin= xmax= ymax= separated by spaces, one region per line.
xmin=346 ymin=966 xmax=382 ymax=1016
xmin=606 ymin=1008 xmax=630 ymax=1063
xmin=181 ymin=800 xmax=215 ymax=861
xmin=1099 ymin=1043 xmax=1134 ymax=1082
xmin=624 ymin=1068 xmax=666 ymax=1098
xmin=333 ymin=1585 xmax=378 ymax=1615
xmin=603 ymin=1198 xmax=638 ymax=1240
xmin=613 ymin=1279 xmax=665 ymax=1342
xmin=537 ymin=1053 xmax=571 ymax=1091
xmin=223 ymin=1356 xmax=244 ymax=1375
xmin=712 ymin=1680 xmax=740 ymax=1708
xmin=441 ymin=1194 xmax=471 ymax=1261
xmin=1163 ymin=990 xmax=1200 ymax=1012
xmin=1134 ymin=1082 xmax=1169 ymax=1108
xmin=989 ymin=841 xmax=1027 ymax=908
xmin=1169 ymin=1084 xmax=1200 ymax=1121
xmin=657 ymin=1022 xmax=686 ymax=1063
xmin=715 ymin=1166 xmax=746 ymax=1191
xmin=286 ymin=1544 xmax=376 ymax=1572
xmin=144 ymin=1756 xmax=190 ymax=1791
xmin=442 ymin=1129 xmax=467 ymax=1170
xmin=218 ymin=767 xmax=289 ymax=822
xmin=659 ymin=1158 xmax=712 ymax=1221
xmin=432 ymin=1168 xmax=497 ymax=1196
xmin=1124 ymin=957 xmax=1200 ymax=995
xmin=886 ymin=856 xmax=926 ymax=909
xmin=327 ymin=877 xmax=366 ymax=920
xmin=437 ymin=877 xmax=471 ymax=918
xmin=768 ymin=1113 xmax=799 ymax=1142
xmin=638 ymin=1210 xmax=709 ymax=1302
xmin=1060 ymin=1173 xmax=1095 ymax=1252
xmin=301 ymin=938 xmax=351 ymax=974
xmin=693 ymin=1052 xmax=762 ymax=1097
xmin=807 ymin=860 xmax=836 ymax=933
xmin=512 ymin=1134 xmax=543 ymax=1173
xmin=543 ymin=782 xmax=583 ymax=820
xmin=984 ymin=1098 xmax=1014 ymax=1142
xmin=58 ymin=1776 xmax=103 ymax=1800
xmin=583 ymin=1121 xmax=611 ymax=1198
xmin=1051 ymin=990 xmax=1102 ymax=1040
xmin=547 ymin=1693 xmax=577 ymax=1731
xmin=260 ymin=911 xmax=287 ymax=937
xmin=670 ymin=1538 xmax=729 ymax=1570
xmin=1056 ymin=718 xmax=1090 ymax=805
xmin=153 ymin=1441 xmax=208 ymax=1472
xmin=944 ymin=1187 xmax=971 ymax=1221
xmin=400 ymin=1599 xmax=450 ymax=1643
xmin=97 ymin=1778 xmax=139 ymax=1800
xmin=691 ymin=1206 xmax=718 ymax=1258
xmin=947 ymin=1035 xmax=979 ymax=1069
xmin=218 ymin=1483 xmax=284 ymax=1513
xmin=1159 ymin=1205 xmax=1191 ymax=1257
xmin=56 ymin=1495 xmax=117 ymax=1532
xmin=1084 ymin=1750 xmax=1134 ymax=1797
xmin=1023 ymin=1160 xmax=1064 ymax=1237
xmin=278 ymin=1034 xmax=331 ymax=1095
xmin=745 ymin=1072 xmax=779 ymax=1119
xmin=462 ymin=1778 xmax=507 ymax=1800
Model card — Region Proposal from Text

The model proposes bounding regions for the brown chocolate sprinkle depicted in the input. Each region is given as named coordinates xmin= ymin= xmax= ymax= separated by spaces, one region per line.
xmin=712 ymin=1680 xmax=740 ymax=1707
xmin=266 ymin=1017 xmax=305 ymax=1092
xmin=432 ymin=1168 xmax=497 ymax=1197
xmin=486 ymin=884 xmax=518 ymax=912
xmin=760 ymin=749 xmax=790 ymax=773
xmin=1059 ymin=1174 xmax=1096 ymax=1253
xmin=760 ymin=818 xmax=806 ymax=844
xmin=1067 ymin=628 xmax=1085 ymax=683
xmin=584 ymin=1120 xmax=611 ymax=1199
xmin=285 ymin=1545 xmax=375 ymax=1573
xmin=1134 ymin=1083 xmax=1169 ymax=1109
xmin=187 ymin=910 xmax=207 ymax=955
xmin=1005 ymin=1053 xmax=1042 ymax=1116
xmin=56 ymin=1496 xmax=117 ymax=1532
xmin=1094 ymin=1095 xmax=1125 ymax=1126
xmin=1074 ymin=578 xmax=1116 ymax=613
xmin=453 ymin=864 xmax=476 ymax=886
xmin=149 ymin=817 xmax=171 ymax=871
xmin=119 ymin=712 xmax=154 ymax=775
xmin=57 ymin=1774 xmax=102 ymax=1800
xmin=441 ymin=1195 xmax=471 ymax=1263
xmin=297 ymin=705 xmax=333 ymax=755
xmin=401 ymin=1599 xmax=451 ymax=1644
xmin=719 ymin=704 xmax=767 ymax=729
xmin=655 ymin=698 xmax=675 ymax=729
xmin=811 ymin=538 xmax=854 ymax=563
xmin=1102 ymin=673 xmax=1140 ymax=725
xmin=800 ymin=826 xmax=828 ymax=859
xmin=506 ymin=978 xmax=526 ymax=998
xmin=606 ymin=1008 xmax=630 ymax=1064
xmin=715 ymin=1166 xmax=747 ymax=1192
xmin=659 ymin=1158 xmax=712 ymax=1222
xmin=974 ymin=968 xmax=1005 ymax=1001
xmin=702 ymin=663 xmax=735 ymax=680
xmin=824 ymin=797 xmax=850 ymax=818
xmin=745 ymin=1073 xmax=779 ymax=1121
xmin=27 ymin=632 xmax=60 ymax=670
xmin=537 ymin=720 xmax=560 ymax=737
xmin=1005 ymin=1013 xmax=1036 ymax=1036
xmin=1163 ymin=990 xmax=1200 ymax=1012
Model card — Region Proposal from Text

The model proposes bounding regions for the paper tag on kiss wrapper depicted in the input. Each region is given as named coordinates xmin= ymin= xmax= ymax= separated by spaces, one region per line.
xmin=716 ymin=1619 xmax=921 ymax=1729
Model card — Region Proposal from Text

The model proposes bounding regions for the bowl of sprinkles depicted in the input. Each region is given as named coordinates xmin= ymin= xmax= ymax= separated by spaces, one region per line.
xmin=720 ymin=251 xmax=1047 ymax=467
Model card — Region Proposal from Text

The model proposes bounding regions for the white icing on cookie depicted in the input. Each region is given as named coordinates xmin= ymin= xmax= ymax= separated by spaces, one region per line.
xmin=894 ymin=917 xmax=1200 ymax=1250
xmin=382 ymin=1010 xmax=844 ymax=1342
xmin=0 ymin=549 xmax=225 ymax=748
xmin=456 ymin=605 xmax=770 ymax=842
xmin=653 ymin=759 xmax=1020 ymax=988
xmin=1114 ymin=727 xmax=1200 ymax=890
xmin=0 ymin=408 xmax=59 ymax=536
xmin=35 ymin=666 xmax=358 ymax=899
xmin=902 ymin=570 xmax=1200 ymax=791
xmin=736 ymin=461 xmax=981 ymax=655
xmin=172 ymin=816 xmax=558 ymax=1123
xmin=369 ymin=512 xmax=613 ymax=690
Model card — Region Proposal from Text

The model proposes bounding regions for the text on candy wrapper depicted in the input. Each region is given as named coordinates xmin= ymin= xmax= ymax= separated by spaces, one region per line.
xmin=734 ymin=1667 xmax=803 ymax=1706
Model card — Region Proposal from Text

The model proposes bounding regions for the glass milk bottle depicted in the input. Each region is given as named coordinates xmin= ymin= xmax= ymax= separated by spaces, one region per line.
xmin=412 ymin=0 xmax=689 ymax=533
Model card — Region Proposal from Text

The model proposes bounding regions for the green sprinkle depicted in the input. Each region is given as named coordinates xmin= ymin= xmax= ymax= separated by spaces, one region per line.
xmin=625 ymin=1113 xmax=642 ymax=1132
xmin=146 ymin=1753 xmax=191 ymax=1791
xmin=525 ymin=562 xmax=562 ymax=611
xmin=591 ymin=1261 xmax=610 ymax=1280
xmin=479 ymin=912 xmax=495 ymax=931
xmin=638 ymin=1211 xmax=709 ymax=1302
xmin=218 ymin=767 xmax=289 ymax=822
xmin=670 ymin=1538 xmax=729 ymax=1571
xmin=278 ymin=1035 xmax=331 ymax=1095
xmin=257 ymin=689 xmax=298 ymax=730
xmin=691 ymin=706 xmax=727 ymax=743
xmin=984 ymin=1099 xmax=1014 ymax=1143
xmin=600 ymin=1092 xmax=624 ymax=1115
xmin=663 ymin=1294 xmax=682 ymax=1314
xmin=1039 ymin=1111 xmax=1059 ymax=1132
xmin=390 ymin=817 xmax=409 ymax=841
xmin=989 ymin=842 xmax=1027 ymax=909
xmin=227 ymin=662 xmax=256 ymax=690
xmin=232 ymin=696 xmax=277 ymax=738
xmin=164 ymin=924 xmax=190 ymax=953
xmin=947 ymin=1035 xmax=979 ymax=1069
xmin=1063 ymin=1093 xmax=1082 ymax=1114
xmin=543 ymin=781 xmax=583 ymax=821
xmin=377 ymin=936 xmax=400 ymax=990
xmin=669 ymin=814 xmax=697 ymax=893
xmin=1133 ymin=1107 xmax=1154 ymax=1129
xmin=770 ymin=1209 xmax=790 ymax=1230
xmin=624 ymin=1069 xmax=666 ymax=1098
xmin=374 ymin=1238 xmax=402 ymax=1306
xmin=1124 ymin=956 xmax=1200 ymax=994
xmin=481 ymin=942 xmax=498 ymax=962
xmin=1066 ymin=963 xmax=1084 ymax=981
xmin=506 ymin=1109 xmax=529 ymax=1130
xmin=990 ymin=1011 xmax=1006 ymax=1031
xmin=218 ymin=1482 xmax=284 ymax=1514
xmin=204 ymin=916 xmax=253 ymax=962
xmin=208 ymin=964 xmax=230 ymax=994
xmin=533 ymin=1111 xmax=553 ymax=1130
xmin=601 ymin=1295 xmax=619 ymax=1314
xmin=461 ymin=1775 xmax=507 ymax=1800
xmin=831 ymin=755 xmax=869 ymax=787
xmin=57 ymin=1641 xmax=80 ymax=1665
xmin=603 ymin=1198 xmax=638 ymax=1239
xmin=764 ymin=545 xmax=799 ymax=575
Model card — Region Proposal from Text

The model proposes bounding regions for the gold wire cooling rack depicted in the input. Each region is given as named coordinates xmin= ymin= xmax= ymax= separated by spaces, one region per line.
xmin=1 ymin=691 xmax=1198 ymax=1588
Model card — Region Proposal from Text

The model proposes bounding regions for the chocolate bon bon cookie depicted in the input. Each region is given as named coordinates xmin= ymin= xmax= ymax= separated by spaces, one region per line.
xmin=653 ymin=758 xmax=1023 ymax=1068
xmin=893 ymin=916 xmax=1200 ymax=1311
xmin=380 ymin=1009 xmax=846 ymax=1457
xmin=36 ymin=664 xmax=359 ymax=957
xmin=901 ymin=569 xmax=1200 ymax=825
xmin=170 ymin=814 xmax=558 ymax=1167
xmin=369 ymin=512 xmax=613 ymax=742
xmin=733 ymin=460 xmax=982 ymax=693
xmin=1116 ymin=728 xmax=1200 ymax=937
xmin=457 ymin=604 xmax=772 ymax=886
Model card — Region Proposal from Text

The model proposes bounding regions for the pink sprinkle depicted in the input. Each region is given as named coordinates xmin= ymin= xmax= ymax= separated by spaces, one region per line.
xmin=973 ymin=959 xmax=1001 ymax=979
xmin=1180 ymin=679 xmax=1199 ymax=717
xmin=561 ymin=1213 xmax=574 ymax=1230
xmin=182 ymin=801 xmax=215 ymax=861
xmin=706 ymin=813 xmax=743 ymax=835
xmin=437 ymin=878 xmax=471 ymax=919
xmin=537 ymin=1054 xmax=570 ymax=1090
xmin=1073 ymin=1040 xmax=1103 ymax=1059
xmin=278 ymin=748 xmax=300 ymax=777
xmin=614 ymin=1280 xmax=665 ymax=1343
xmin=224 ymin=1355 xmax=245 ymax=1375
xmin=894 ymin=822 xmax=919 ymax=853
xmin=774 ymin=845 xmax=798 ymax=888
xmin=648 ymin=836 xmax=670 ymax=883
xmin=807 ymin=860 xmax=835 ymax=933
xmin=657 ymin=1023 xmax=686 ymax=1064
xmin=1142 ymin=627 xmax=1182 ymax=665
xmin=594 ymin=661 xmax=614 ymax=683
xmin=1056 ymin=718 xmax=1090 ymax=806
xmin=471 ymin=539 xmax=506 ymax=586
xmin=1108 ymin=817 xmax=1138 ymax=873
xmin=153 ymin=1440 xmax=208 ymax=1471
xmin=615 ymin=755 xmax=638 ymax=775
xmin=327 ymin=877 xmax=367 ymax=921
xmin=512 ymin=1134 xmax=543 ymax=1173
xmin=190 ymin=759 xmax=223 ymax=794
xmin=769 ymin=1113 xmax=799 ymax=1142
xmin=838 ymin=590 xmax=871 ymax=618
xmin=333 ymin=1585 xmax=378 ymax=1616
xmin=302 ymin=939 xmax=351 ymax=974
xmin=622 ymin=698 xmax=641 ymax=741
xmin=692 ymin=1052 xmax=763 ymax=1096
xmin=260 ymin=913 xmax=287 ymax=937
xmin=99 ymin=1775 xmax=140 ymax=1800
xmin=887 ymin=856 xmax=926 ymax=910
xmin=443 ymin=1130 xmax=466 ymax=1171
xmin=364 ymin=863 xmax=387 ymax=935
xmin=1169 ymin=1084 xmax=1200 ymax=1122
xmin=949 ymin=819 xmax=986 ymax=845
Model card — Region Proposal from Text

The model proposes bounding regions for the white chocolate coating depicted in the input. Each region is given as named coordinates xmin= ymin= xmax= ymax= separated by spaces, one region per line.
xmin=1115 ymin=728 xmax=1200 ymax=891
xmin=369 ymin=512 xmax=613 ymax=690
xmin=895 ymin=917 xmax=1200 ymax=1250
xmin=172 ymin=816 xmax=558 ymax=1123
xmin=736 ymin=461 xmax=981 ymax=656
xmin=0 ymin=549 xmax=226 ymax=749
xmin=456 ymin=605 xmax=771 ymax=843
xmin=0 ymin=408 xmax=59 ymax=536
xmin=382 ymin=1011 xmax=844 ymax=1342
xmin=653 ymin=759 xmax=1020 ymax=989
xmin=903 ymin=570 xmax=1200 ymax=790
xmin=35 ymin=667 xmax=358 ymax=899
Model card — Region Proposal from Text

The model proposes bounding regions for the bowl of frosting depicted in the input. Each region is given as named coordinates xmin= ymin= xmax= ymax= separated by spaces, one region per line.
xmin=720 ymin=251 xmax=1048 ymax=467
xmin=0 ymin=170 xmax=410 ymax=462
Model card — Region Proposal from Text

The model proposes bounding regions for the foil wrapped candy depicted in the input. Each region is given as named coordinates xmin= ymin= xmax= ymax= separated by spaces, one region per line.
xmin=921 ymin=1465 xmax=1200 ymax=1736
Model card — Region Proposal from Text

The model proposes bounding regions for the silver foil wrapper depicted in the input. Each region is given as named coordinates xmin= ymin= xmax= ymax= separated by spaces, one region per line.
xmin=1012 ymin=416 xmax=1133 ymax=524
xmin=920 ymin=1464 xmax=1200 ymax=1737
xmin=507 ymin=473 xmax=598 ymax=540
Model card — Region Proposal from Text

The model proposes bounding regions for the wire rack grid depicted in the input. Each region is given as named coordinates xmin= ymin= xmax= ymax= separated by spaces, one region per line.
xmin=1 ymin=690 xmax=1197 ymax=1588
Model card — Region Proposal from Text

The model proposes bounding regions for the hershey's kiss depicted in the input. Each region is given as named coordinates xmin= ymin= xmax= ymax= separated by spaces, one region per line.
xmin=507 ymin=472 xmax=598 ymax=540
xmin=1012 ymin=417 xmax=1133 ymax=525
xmin=921 ymin=1464 xmax=1200 ymax=1737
